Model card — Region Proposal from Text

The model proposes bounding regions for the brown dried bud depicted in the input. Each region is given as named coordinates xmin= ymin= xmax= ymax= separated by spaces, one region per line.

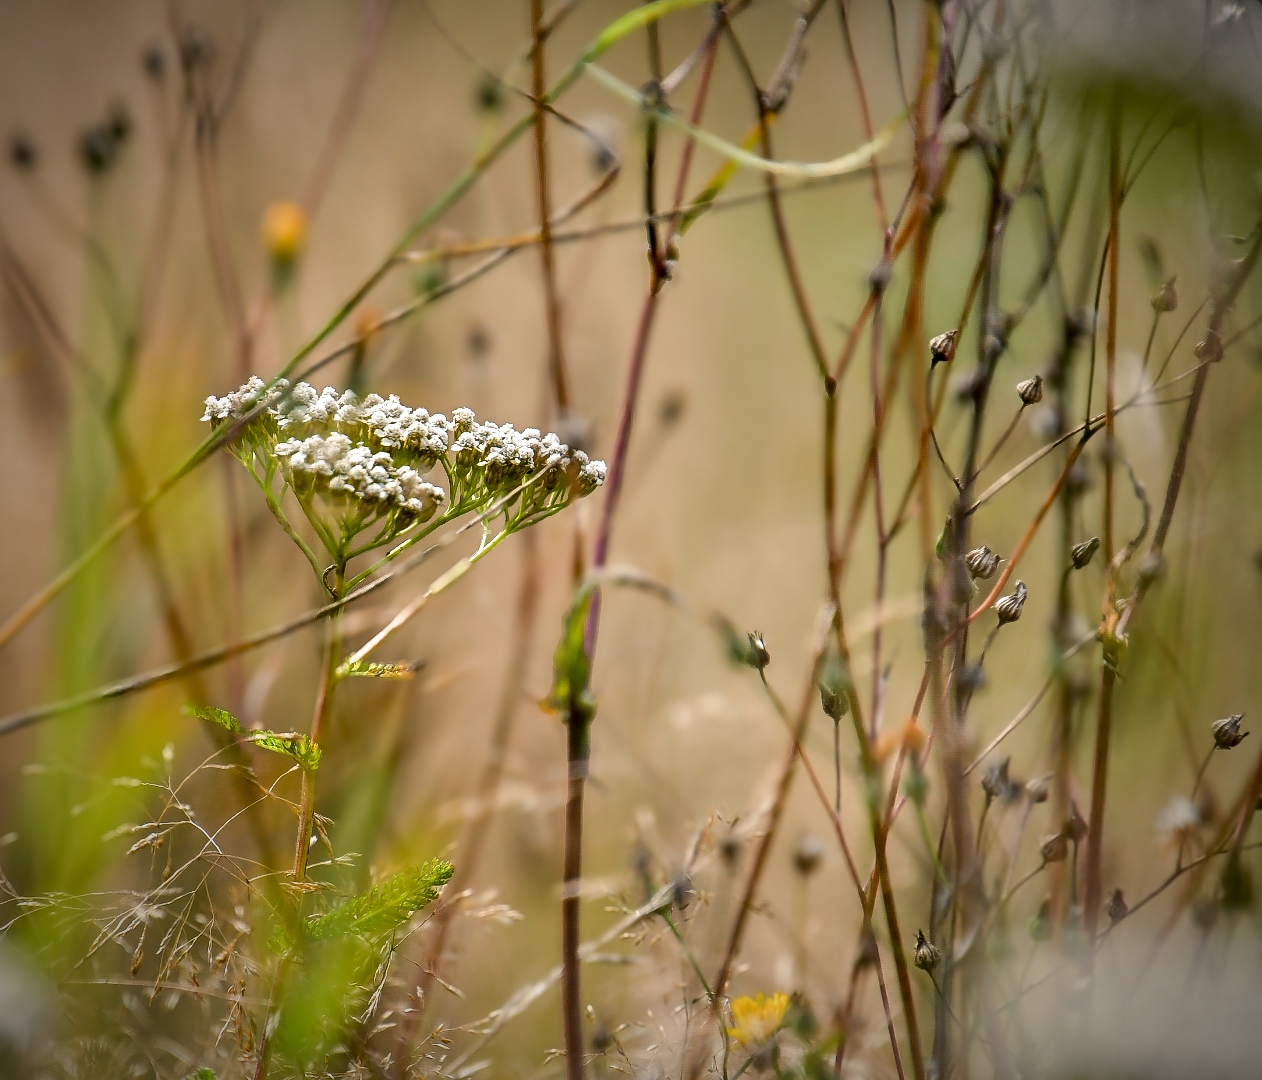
xmin=1212 ymin=713 xmax=1248 ymax=750
xmin=1040 ymin=832 xmax=1069 ymax=864
xmin=793 ymin=834 xmax=825 ymax=876
xmin=965 ymin=545 xmax=1001 ymax=580
xmin=995 ymin=580 xmax=1027 ymax=625
xmin=981 ymin=757 xmax=1016 ymax=803
xmin=747 ymin=631 xmax=771 ymax=673
xmin=929 ymin=329 xmax=959 ymax=366
xmin=1194 ymin=331 xmax=1224 ymax=364
xmin=1016 ymin=375 xmax=1044 ymax=405
xmin=1107 ymin=888 xmax=1128 ymax=924
xmin=1025 ymin=774 xmax=1051 ymax=804
xmin=1071 ymin=536 xmax=1101 ymax=570
xmin=1065 ymin=803 xmax=1089 ymax=843
xmin=1151 ymin=276 xmax=1178 ymax=313
xmin=913 ymin=929 xmax=941 ymax=972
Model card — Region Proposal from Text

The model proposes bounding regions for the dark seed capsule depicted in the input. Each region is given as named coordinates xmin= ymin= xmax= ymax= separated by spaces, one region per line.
xmin=78 ymin=125 xmax=117 ymax=175
xmin=913 ymin=929 xmax=941 ymax=972
xmin=142 ymin=43 xmax=166 ymax=79
xmin=981 ymin=757 xmax=1013 ymax=803
xmin=1194 ymin=331 xmax=1224 ymax=364
xmin=8 ymin=132 xmax=36 ymax=171
xmin=793 ymin=834 xmax=825 ymax=876
xmin=1040 ymin=832 xmax=1068 ymax=864
xmin=1151 ymin=276 xmax=1178 ymax=313
xmin=995 ymin=580 xmax=1027 ymax=624
xmin=1212 ymin=713 xmax=1248 ymax=750
xmin=1065 ymin=803 xmax=1089 ymax=843
xmin=929 ymin=329 xmax=959 ymax=366
xmin=1107 ymin=888 xmax=1128 ymax=924
xmin=1071 ymin=536 xmax=1101 ymax=570
xmin=965 ymin=545 xmax=1001 ymax=579
xmin=1016 ymin=375 xmax=1044 ymax=405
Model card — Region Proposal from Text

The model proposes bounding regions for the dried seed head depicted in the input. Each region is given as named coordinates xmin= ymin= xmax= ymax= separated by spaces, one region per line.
xmin=78 ymin=125 xmax=118 ymax=175
xmin=1151 ymin=276 xmax=1178 ymax=313
xmin=1194 ymin=331 xmax=1224 ymax=364
xmin=1071 ymin=536 xmax=1101 ymax=570
xmin=793 ymin=834 xmax=825 ymax=877
xmin=995 ymin=580 xmax=1027 ymax=625
xmin=965 ymin=545 xmax=1001 ymax=580
xmin=1107 ymin=888 xmax=1128 ymax=925
xmin=719 ymin=834 xmax=742 ymax=869
xmin=1024 ymin=774 xmax=1051 ymax=804
xmin=1016 ymin=374 xmax=1044 ymax=405
xmin=981 ymin=757 xmax=1016 ymax=803
xmin=1212 ymin=713 xmax=1248 ymax=750
xmin=913 ymin=929 xmax=941 ymax=972
xmin=929 ymin=329 xmax=959 ymax=366
xmin=747 ymin=632 xmax=771 ymax=673
xmin=817 ymin=648 xmax=851 ymax=722
xmin=1040 ymin=832 xmax=1068 ymax=864
xmin=1065 ymin=803 xmax=1089 ymax=843
xmin=142 ymin=43 xmax=166 ymax=80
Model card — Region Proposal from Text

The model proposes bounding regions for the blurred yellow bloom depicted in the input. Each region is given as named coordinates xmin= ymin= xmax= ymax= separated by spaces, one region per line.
xmin=726 ymin=992 xmax=789 ymax=1047
xmin=263 ymin=200 xmax=307 ymax=263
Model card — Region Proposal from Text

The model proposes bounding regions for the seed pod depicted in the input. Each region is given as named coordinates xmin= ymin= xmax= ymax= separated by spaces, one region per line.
xmin=747 ymin=631 xmax=771 ymax=673
xmin=995 ymin=580 xmax=1027 ymax=624
xmin=1212 ymin=713 xmax=1248 ymax=750
xmin=965 ymin=545 xmax=1001 ymax=580
xmin=1025 ymin=774 xmax=1051 ymax=804
xmin=1065 ymin=803 xmax=1089 ymax=843
xmin=981 ymin=757 xmax=1013 ymax=803
xmin=929 ymin=329 xmax=959 ymax=366
xmin=817 ymin=648 xmax=851 ymax=722
xmin=913 ymin=929 xmax=941 ymax=972
xmin=1040 ymin=832 xmax=1068 ymax=864
xmin=1151 ymin=276 xmax=1178 ymax=313
xmin=793 ymin=834 xmax=825 ymax=877
xmin=142 ymin=43 xmax=166 ymax=80
xmin=1016 ymin=375 xmax=1044 ymax=405
xmin=1071 ymin=536 xmax=1101 ymax=569
xmin=1107 ymin=888 xmax=1128 ymax=924
xmin=1194 ymin=331 xmax=1224 ymax=364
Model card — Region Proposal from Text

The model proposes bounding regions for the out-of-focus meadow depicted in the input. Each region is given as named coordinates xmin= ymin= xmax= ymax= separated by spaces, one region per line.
xmin=3 ymin=1 xmax=1262 ymax=1077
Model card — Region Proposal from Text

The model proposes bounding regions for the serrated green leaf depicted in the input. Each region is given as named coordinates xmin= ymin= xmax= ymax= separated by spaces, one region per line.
xmin=248 ymin=730 xmax=322 ymax=771
xmin=182 ymin=703 xmax=242 ymax=734
xmin=306 ymin=859 xmax=454 ymax=942
xmin=337 ymin=658 xmax=420 ymax=680
xmin=542 ymin=585 xmax=596 ymax=727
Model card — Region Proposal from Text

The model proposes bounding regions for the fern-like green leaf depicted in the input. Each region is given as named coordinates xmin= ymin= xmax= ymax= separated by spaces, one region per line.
xmin=248 ymin=730 xmax=322 ymax=771
xmin=306 ymin=859 xmax=453 ymax=942
xmin=182 ymin=704 xmax=242 ymax=734
xmin=542 ymin=584 xmax=596 ymax=727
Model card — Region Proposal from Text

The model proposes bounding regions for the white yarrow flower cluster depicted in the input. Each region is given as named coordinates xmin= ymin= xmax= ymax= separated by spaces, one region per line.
xmin=202 ymin=377 xmax=606 ymax=573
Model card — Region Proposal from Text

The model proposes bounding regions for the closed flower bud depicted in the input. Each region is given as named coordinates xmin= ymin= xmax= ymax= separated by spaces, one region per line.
xmin=913 ymin=929 xmax=941 ymax=972
xmin=1212 ymin=713 xmax=1248 ymax=750
xmin=1151 ymin=276 xmax=1178 ymax=312
xmin=263 ymin=201 xmax=308 ymax=265
xmin=1040 ymin=832 xmax=1068 ymax=864
xmin=1071 ymin=536 xmax=1101 ymax=569
xmin=929 ymin=329 xmax=959 ymax=366
xmin=1016 ymin=375 xmax=1044 ymax=405
xmin=1107 ymin=888 xmax=1128 ymax=924
xmin=995 ymin=580 xmax=1027 ymax=624
xmin=793 ymin=834 xmax=825 ymax=876
xmin=1194 ymin=331 xmax=1224 ymax=364
xmin=965 ymin=545 xmax=1001 ymax=579
xmin=817 ymin=648 xmax=851 ymax=722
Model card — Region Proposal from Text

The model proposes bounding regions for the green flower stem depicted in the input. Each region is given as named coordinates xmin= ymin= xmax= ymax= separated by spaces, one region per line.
xmin=292 ymin=564 xmax=345 ymax=885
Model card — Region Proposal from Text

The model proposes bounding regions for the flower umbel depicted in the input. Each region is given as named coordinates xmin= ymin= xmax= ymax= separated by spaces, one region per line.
xmin=726 ymin=993 xmax=790 ymax=1048
xmin=202 ymin=378 xmax=606 ymax=583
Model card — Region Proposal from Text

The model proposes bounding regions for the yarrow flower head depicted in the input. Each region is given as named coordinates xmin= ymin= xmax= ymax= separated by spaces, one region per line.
xmin=202 ymin=377 xmax=606 ymax=582
xmin=726 ymin=992 xmax=790 ymax=1048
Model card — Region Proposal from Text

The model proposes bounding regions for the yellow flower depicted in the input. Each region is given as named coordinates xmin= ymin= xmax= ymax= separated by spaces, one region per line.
xmin=726 ymin=992 xmax=789 ymax=1048
xmin=263 ymin=200 xmax=307 ymax=264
